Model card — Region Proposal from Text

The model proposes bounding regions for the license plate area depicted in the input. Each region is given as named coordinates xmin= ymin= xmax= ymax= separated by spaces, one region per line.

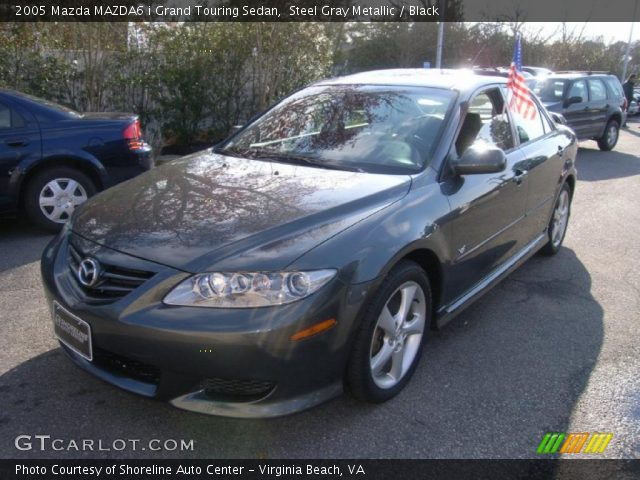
xmin=52 ymin=301 xmax=93 ymax=361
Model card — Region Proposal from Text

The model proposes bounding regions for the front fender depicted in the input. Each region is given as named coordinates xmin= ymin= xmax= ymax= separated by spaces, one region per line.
xmin=290 ymin=167 xmax=453 ymax=287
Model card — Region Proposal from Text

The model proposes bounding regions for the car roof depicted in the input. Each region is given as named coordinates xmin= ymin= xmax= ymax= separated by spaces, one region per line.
xmin=316 ymin=69 xmax=507 ymax=92
xmin=543 ymin=72 xmax=616 ymax=80
xmin=0 ymin=89 xmax=80 ymax=119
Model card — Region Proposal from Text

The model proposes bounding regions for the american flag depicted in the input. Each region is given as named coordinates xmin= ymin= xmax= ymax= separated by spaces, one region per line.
xmin=507 ymin=35 xmax=537 ymax=120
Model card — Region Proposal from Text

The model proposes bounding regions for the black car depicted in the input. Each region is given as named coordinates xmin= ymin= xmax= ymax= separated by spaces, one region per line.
xmin=532 ymin=72 xmax=626 ymax=151
xmin=41 ymin=69 xmax=577 ymax=417
xmin=0 ymin=90 xmax=153 ymax=230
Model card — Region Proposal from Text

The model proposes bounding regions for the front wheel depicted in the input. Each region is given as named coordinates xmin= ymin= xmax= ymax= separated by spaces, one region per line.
xmin=597 ymin=119 xmax=619 ymax=151
xmin=347 ymin=261 xmax=432 ymax=403
xmin=541 ymin=183 xmax=572 ymax=256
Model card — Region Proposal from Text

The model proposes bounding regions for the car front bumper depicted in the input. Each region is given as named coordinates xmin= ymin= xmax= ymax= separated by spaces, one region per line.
xmin=41 ymin=230 xmax=371 ymax=417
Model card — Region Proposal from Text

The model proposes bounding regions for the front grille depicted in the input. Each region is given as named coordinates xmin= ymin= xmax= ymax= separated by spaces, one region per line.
xmin=93 ymin=347 xmax=161 ymax=385
xmin=68 ymin=243 xmax=154 ymax=302
xmin=200 ymin=377 xmax=275 ymax=399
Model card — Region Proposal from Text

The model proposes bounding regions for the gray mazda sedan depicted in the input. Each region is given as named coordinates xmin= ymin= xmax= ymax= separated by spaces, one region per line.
xmin=41 ymin=69 xmax=577 ymax=417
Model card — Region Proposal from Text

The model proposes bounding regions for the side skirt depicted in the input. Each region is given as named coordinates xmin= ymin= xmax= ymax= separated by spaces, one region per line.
xmin=435 ymin=233 xmax=547 ymax=329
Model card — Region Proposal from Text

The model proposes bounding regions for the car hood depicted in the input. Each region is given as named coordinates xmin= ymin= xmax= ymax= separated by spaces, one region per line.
xmin=72 ymin=151 xmax=411 ymax=272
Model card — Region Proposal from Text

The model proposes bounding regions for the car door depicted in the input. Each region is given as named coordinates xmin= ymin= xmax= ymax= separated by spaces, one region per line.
xmin=587 ymin=78 xmax=610 ymax=137
xmin=441 ymin=87 xmax=529 ymax=299
xmin=562 ymin=79 xmax=590 ymax=138
xmin=0 ymin=98 xmax=41 ymax=213
xmin=509 ymin=95 xmax=571 ymax=241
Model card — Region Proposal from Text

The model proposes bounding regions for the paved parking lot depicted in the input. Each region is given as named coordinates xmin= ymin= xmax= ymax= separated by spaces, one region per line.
xmin=1 ymin=123 xmax=639 ymax=459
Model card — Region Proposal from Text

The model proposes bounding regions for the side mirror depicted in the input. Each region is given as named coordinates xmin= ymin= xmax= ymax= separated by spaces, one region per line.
xmin=454 ymin=145 xmax=507 ymax=175
xmin=564 ymin=96 xmax=583 ymax=107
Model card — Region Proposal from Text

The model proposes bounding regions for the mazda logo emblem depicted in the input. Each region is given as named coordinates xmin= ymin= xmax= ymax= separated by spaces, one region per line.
xmin=77 ymin=258 xmax=100 ymax=287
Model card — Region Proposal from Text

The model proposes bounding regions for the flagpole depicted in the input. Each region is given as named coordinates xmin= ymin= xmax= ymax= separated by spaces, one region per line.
xmin=435 ymin=0 xmax=445 ymax=68
xmin=503 ymin=33 xmax=519 ymax=116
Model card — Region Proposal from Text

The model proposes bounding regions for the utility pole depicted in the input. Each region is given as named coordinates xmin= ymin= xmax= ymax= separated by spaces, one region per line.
xmin=621 ymin=0 xmax=638 ymax=81
xmin=435 ymin=0 xmax=445 ymax=68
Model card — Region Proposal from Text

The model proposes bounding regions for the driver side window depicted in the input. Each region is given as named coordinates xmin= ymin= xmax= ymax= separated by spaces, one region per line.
xmin=455 ymin=89 xmax=514 ymax=157
xmin=568 ymin=80 xmax=587 ymax=102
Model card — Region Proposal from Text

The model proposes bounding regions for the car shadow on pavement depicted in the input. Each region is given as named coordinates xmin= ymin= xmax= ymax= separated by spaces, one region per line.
xmin=576 ymin=147 xmax=640 ymax=182
xmin=0 ymin=219 xmax=53 ymax=273
xmin=0 ymin=247 xmax=603 ymax=459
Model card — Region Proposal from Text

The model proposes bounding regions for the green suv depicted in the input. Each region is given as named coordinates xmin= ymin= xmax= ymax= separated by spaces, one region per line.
xmin=533 ymin=72 xmax=626 ymax=151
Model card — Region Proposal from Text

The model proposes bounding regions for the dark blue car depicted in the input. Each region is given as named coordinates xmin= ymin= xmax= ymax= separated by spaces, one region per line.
xmin=0 ymin=90 xmax=153 ymax=230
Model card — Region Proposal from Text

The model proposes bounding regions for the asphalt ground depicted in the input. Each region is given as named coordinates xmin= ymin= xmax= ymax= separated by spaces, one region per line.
xmin=1 ymin=122 xmax=639 ymax=459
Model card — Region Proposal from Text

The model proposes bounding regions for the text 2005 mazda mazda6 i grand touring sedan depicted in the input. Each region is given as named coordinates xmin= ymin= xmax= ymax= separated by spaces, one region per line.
xmin=42 ymin=69 xmax=577 ymax=417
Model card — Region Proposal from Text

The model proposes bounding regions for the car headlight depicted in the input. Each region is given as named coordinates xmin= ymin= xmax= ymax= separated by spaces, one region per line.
xmin=163 ymin=270 xmax=337 ymax=308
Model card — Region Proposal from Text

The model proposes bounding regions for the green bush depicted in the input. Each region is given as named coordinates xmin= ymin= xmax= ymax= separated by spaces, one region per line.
xmin=1 ymin=22 xmax=636 ymax=152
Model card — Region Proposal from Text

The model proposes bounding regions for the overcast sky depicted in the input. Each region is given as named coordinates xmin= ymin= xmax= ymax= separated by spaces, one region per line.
xmin=521 ymin=22 xmax=637 ymax=43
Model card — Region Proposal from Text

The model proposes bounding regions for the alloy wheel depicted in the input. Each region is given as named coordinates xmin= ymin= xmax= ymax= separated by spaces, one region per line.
xmin=551 ymin=189 xmax=570 ymax=248
xmin=369 ymin=281 xmax=426 ymax=389
xmin=606 ymin=124 xmax=618 ymax=148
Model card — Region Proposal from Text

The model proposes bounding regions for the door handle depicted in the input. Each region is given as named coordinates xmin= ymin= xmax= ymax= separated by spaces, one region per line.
xmin=557 ymin=145 xmax=565 ymax=157
xmin=5 ymin=138 xmax=28 ymax=147
xmin=514 ymin=169 xmax=528 ymax=185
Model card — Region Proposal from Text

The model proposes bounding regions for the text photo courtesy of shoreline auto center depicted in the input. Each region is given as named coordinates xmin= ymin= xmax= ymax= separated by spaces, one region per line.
xmin=0 ymin=0 xmax=639 ymax=478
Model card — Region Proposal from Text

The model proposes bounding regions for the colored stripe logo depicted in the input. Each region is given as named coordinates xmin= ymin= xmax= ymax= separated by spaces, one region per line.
xmin=537 ymin=432 xmax=612 ymax=454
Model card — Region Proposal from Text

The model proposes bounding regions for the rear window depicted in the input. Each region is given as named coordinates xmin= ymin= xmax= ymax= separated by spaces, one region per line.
xmin=0 ymin=101 xmax=26 ymax=129
xmin=9 ymin=91 xmax=81 ymax=121
xmin=603 ymin=77 xmax=624 ymax=99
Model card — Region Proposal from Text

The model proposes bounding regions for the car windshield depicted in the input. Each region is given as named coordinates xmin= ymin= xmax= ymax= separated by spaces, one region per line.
xmin=219 ymin=85 xmax=456 ymax=174
xmin=532 ymin=78 xmax=568 ymax=103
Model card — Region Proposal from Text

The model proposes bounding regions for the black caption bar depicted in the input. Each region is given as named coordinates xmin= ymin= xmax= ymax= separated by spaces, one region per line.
xmin=1 ymin=459 xmax=639 ymax=480
xmin=1 ymin=0 xmax=640 ymax=22
xmin=1 ymin=0 xmax=447 ymax=22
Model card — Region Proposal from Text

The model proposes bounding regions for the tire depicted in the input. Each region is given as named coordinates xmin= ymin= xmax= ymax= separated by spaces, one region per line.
xmin=347 ymin=260 xmax=432 ymax=403
xmin=541 ymin=183 xmax=572 ymax=256
xmin=24 ymin=167 xmax=97 ymax=232
xmin=597 ymin=118 xmax=619 ymax=151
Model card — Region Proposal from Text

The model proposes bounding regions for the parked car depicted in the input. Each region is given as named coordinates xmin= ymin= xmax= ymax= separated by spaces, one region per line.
xmin=522 ymin=66 xmax=553 ymax=77
xmin=0 ymin=90 xmax=153 ymax=230
xmin=628 ymin=88 xmax=640 ymax=116
xmin=473 ymin=66 xmax=535 ymax=81
xmin=473 ymin=66 xmax=536 ymax=88
xmin=531 ymin=72 xmax=626 ymax=150
xmin=41 ymin=69 xmax=577 ymax=417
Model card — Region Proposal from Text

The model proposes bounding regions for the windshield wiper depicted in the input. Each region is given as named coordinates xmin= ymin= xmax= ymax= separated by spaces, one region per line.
xmin=214 ymin=147 xmax=364 ymax=172
xmin=212 ymin=146 xmax=244 ymax=158
xmin=250 ymin=150 xmax=364 ymax=172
